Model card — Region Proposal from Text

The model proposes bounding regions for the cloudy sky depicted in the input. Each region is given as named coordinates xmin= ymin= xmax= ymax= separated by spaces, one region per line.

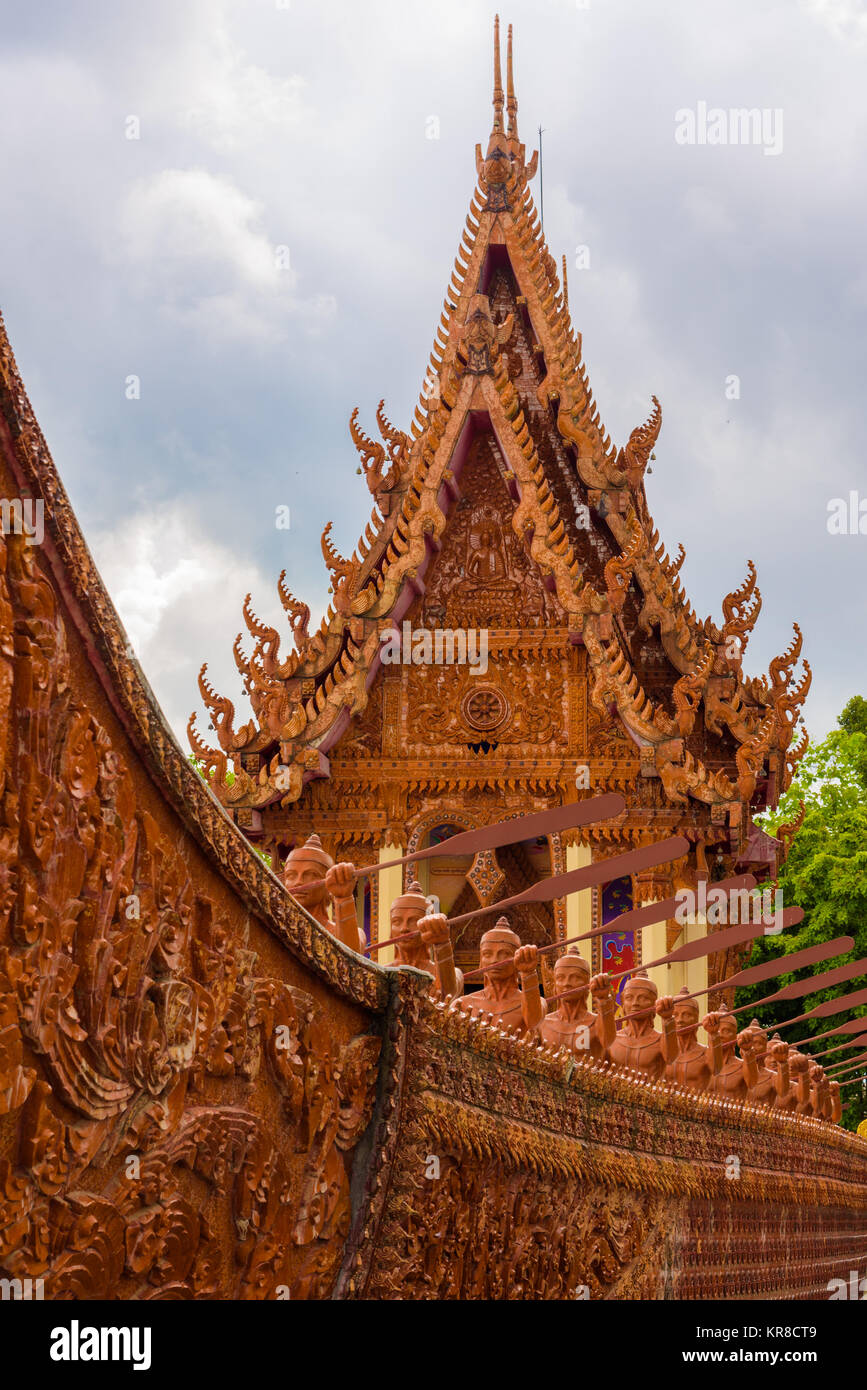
xmin=1 ymin=0 xmax=864 ymax=749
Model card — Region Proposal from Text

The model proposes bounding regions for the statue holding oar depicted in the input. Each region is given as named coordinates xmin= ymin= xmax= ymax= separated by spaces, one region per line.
xmin=387 ymin=881 xmax=462 ymax=1001
xmin=451 ymin=918 xmax=546 ymax=1036
xmin=534 ymin=951 xmax=617 ymax=1060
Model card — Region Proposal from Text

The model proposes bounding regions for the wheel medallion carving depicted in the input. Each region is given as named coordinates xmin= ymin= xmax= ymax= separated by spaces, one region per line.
xmin=462 ymin=685 xmax=507 ymax=733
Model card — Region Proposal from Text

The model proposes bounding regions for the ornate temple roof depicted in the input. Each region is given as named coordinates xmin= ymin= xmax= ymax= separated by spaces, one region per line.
xmin=189 ymin=17 xmax=810 ymax=855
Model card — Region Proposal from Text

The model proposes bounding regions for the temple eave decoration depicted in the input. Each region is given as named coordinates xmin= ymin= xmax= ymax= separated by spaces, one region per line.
xmin=189 ymin=17 xmax=810 ymax=888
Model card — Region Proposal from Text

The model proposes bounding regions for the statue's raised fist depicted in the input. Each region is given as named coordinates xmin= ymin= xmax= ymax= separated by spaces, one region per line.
xmin=514 ymin=944 xmax=538 ymax=975
xmin=418 ymin=913 xmax=451 ymax=948
xmin=325 ymin=862 xmax=356 ymax=899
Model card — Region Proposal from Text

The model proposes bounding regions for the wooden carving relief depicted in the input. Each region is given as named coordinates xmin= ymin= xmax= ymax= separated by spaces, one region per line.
xmin=0 ymin=529 xmax=383 ymax=1300
xmin=354 ymin=1002 xmax=867 ymax=1300
xmin=405 ymin=657 xmax=566 ymax=750
xmin=367 ymin=1139 xmax=670 ymax=1300
xmin=422 ymin=440 xmax=566 ymax=629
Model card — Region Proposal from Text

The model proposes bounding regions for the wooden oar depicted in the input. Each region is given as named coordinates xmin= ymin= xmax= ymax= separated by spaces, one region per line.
xmin=713 ymin=954 xmax=867 ymax=1021
xmin=310 ymin=792 xmax=626 ymax=888
xmin=837 ymin=1075 xmax=867 ymax=1089
xmin=366 ymin=867 xmax=750 ymax=956
xmin=826 ymin=1051 xmax=867 ymax=1075
xmin=548 ymin=911 xmax=803 ymax=1008
xmin=529 ymin=872 xmax=756 ymax=962
xmin=827 ymin=1058 xmax=867 ymax=1081
xmin=675 ymin=936 xmax=854 ymax=1007
xmin=810 ymin=1033 xmax=867 ymax=1061
xmin=454 ymin=835 xmax=690 ymax=975
xmin=770 ymin=986 xmax=867 ymax=1033
xmin=798 ymin=1014 xmax=867 ymax=1047
xmin=451 ymin=833 xmax=689 ymax=933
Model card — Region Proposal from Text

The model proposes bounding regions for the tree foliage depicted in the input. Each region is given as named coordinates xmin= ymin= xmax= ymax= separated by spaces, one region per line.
xmin=734 ymin=696 xmax=867 ymax=1130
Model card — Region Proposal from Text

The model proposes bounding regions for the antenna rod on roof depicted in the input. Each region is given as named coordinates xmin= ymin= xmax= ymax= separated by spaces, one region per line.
xmin=538 ymin=124 xmax=545 ymax=232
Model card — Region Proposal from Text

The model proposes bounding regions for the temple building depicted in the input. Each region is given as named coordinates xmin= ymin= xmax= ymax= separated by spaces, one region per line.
xmin=189 ymin=19 xmax=810 ymax=999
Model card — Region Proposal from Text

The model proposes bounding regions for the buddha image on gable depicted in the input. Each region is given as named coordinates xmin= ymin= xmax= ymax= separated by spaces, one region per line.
xmin=466 ymin=509 xmax=512 ymax=586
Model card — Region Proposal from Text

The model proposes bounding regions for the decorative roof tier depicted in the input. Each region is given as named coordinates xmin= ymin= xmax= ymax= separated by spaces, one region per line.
xmin=189 ymin=17 xmax=810 ymax=866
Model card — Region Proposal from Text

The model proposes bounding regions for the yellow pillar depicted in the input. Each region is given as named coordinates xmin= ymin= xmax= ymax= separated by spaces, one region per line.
xmin=376 ymin=841 xmax=404 ymax=966
xmin=648 ymin=910 xmax=708 ymax=1043
xmin=687 ymin=914 xmax=709 ymax=1044
xmin=644 ymin=902 xmax=670 ymax=1001
xmin=564 ymin=842 xmax=592 ymax=960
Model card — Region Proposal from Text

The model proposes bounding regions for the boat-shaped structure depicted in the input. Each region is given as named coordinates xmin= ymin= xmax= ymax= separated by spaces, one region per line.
xmin=0 ymin=20 xmax=864 ymax=1302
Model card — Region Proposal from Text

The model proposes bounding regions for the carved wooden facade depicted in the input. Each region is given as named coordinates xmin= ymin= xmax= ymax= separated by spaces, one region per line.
xmin=190 ymin=23 xmax=811 ymax=975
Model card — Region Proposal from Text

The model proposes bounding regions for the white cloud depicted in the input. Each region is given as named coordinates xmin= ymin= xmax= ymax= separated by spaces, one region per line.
xmin=804 ymin=0 xmax=867 ymax=42
xmin=118 ymin=168 xmax=335 ymax=342
xmin=176 ymin=24 xmax=308 ymax=154
xmin=91 ymin=502 xmax=283 ymax=743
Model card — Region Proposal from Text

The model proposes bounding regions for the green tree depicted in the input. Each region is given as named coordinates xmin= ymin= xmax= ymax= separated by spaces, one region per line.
xmin=734 ymin=696 xmax=867 ymax=1131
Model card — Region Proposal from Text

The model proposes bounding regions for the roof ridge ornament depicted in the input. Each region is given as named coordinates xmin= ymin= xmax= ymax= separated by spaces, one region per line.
xmin=506 ymin=21 xmax=518 ymax=141
xmin=492 ymin=13 xmax=504 ymax=136
xmin=477 ymin=17 xmax=535 ymax=211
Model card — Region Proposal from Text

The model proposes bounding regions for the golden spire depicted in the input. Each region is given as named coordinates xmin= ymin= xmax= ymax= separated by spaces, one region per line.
xmin=506 ymin=22 xmax=518 ymax=138
xmin=492 ymin=14 xmax=504 ymax=135
xmin=562 ymin=254 xmax=569 ymax=313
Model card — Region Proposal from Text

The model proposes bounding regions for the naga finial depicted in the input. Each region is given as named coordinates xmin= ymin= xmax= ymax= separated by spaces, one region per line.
xmin=349 ymin=407 xmax=386 ymax=495
xmin=277 ymin=570 xmax=310 ymax=649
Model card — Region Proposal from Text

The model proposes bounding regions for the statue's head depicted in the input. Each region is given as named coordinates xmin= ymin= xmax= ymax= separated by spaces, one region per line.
xmin=283 ymin=834 xmax=332 ymax=912
xmin=748 ymin=1018 xmax=769 ymax=1055
xmin=621 ymin=970 xmax=658 ymax=1017
xmin=672 ymin=985 xmax=699 ymax=1030
xmin=479 ymin=917 xmax=520 ymax=978
xmin=553 ymin=950 xmax=590 ymax=996
xmin=390 ymin=879 xmax=429 ymax=941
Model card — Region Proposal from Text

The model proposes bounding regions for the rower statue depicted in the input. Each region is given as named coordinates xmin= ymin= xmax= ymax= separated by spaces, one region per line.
xmin=665 ymin=986 xmax=723 ymax=1091
xmin=810 ymin=1062 xmax=833 ymax=1122
xmin=452 ymin=917 xmax=545 ymax=1036
xmin=829 ymin=1079 xmax=843 ymax=1125
xmin=710 ymin=1004 xmax=751 ymax=1100
xmin=536 ymin=949 xmax=616 ymax=1059
xmin=282 ymin=833 xmax=366 ymax=952
xmin=762 ymin=1032 xmax=797 ymax=1111
xmin=788 ymin=1047 xmax=816 ymax=1116
xmin=736 ymin=1021 xmax=790 ymax=1108
xmin=386 ymin=878 xmax=462 ymax=1000
xmin=607 ymin=970 xmax=676 ymax=1080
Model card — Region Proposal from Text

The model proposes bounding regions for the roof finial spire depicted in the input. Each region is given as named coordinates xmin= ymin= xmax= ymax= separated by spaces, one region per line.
xmin=492 ymin=14 xmax=504 ymax=135
xmin=562 ymin=254 xmax=569 ymax=313
xmin=506 ymin=23 xmax=518 ymax=138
